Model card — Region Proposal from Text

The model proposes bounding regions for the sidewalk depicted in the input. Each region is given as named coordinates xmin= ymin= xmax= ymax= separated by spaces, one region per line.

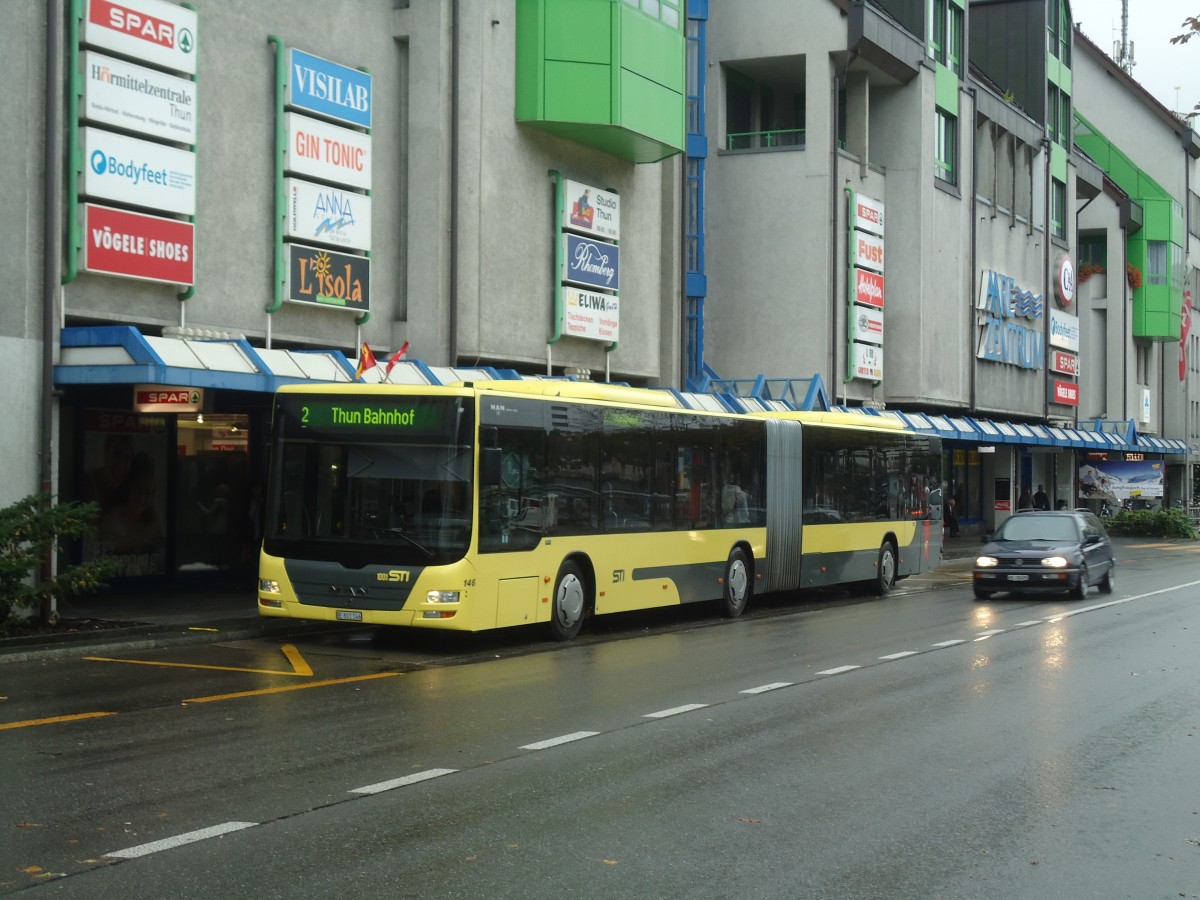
xmin=0 ymin=574 xmax=327 ymax=660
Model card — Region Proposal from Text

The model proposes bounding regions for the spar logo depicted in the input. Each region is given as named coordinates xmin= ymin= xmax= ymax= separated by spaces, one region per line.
xmin=90 ymin=0 xmax=194 ymax=54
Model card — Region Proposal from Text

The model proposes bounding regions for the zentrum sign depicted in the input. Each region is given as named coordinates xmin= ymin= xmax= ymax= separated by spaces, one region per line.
xmin=85 ymin=0 xmax=197 ymax=75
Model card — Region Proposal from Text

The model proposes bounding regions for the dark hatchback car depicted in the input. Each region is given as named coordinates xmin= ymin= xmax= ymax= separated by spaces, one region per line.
xmin=973 ymin=509 xmax=1115 ymax=601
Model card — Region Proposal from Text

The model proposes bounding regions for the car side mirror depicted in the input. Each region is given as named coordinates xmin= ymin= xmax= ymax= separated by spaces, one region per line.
xmin=981 ymin=533 xmax=991 ymax=543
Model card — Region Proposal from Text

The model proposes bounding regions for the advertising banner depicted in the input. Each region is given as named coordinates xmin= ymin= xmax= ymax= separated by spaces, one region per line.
xmin=561 ymin=179 xmax=621 ymax=240
xmin=1049 ymin=307 xmax=1080 ymax=352
xmin=562 ymin=233 xmax=619 ymax=291
xmin=1052 ymin=379 xmax=1079 ymax=406
xmin=1051 ymin=349 xmax=1078 ymax=377
xmin=82 ymin=127 xmax=196 ymax=215
xmin=286 ymin=49 xmax=372 ymax=129
xmin=852 ymin=193 xmax=885 ymax=236
xmin=285 ymin=178 xmax=372 ymax=251
xmin=133 ymin=385 xmax=202 ymax=413
xmin=852 ymin=231 xmax=885 ymax=272
xmin=84 ymin=0 xmax=198 ymax=75
xmin=562 ymin=287 xmax=619 ymax=343
xmin=853 ymin=268 xmax=885 ymax=308
xmin=82 ymin=203 xmax=194 ymax=284
xmin=1079 ymin=459 xmax=1164 ymax=501
xmin=851 ymin=342 xmax=883 ymax=381
xmin=82 ymin=51 xmax=197 ymax=145
xmin=851 ymin=306 xmax=884 ymax=344
xmin=285 ymin=243 xmax=369 ymax=312
xmin=284 ymin=112 xmax=372 ymax=190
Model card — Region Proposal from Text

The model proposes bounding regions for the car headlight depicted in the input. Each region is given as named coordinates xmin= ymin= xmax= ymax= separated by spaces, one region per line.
xmin=976 ymin=556 xmax=998 ymax=567
xmin=1041 ymin=556 xmax=1069 ymax=568
xmin=426 ymin=590 xmax=460 ymax=604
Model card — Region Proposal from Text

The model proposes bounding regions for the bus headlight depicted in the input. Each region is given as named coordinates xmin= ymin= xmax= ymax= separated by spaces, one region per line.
xmin=426 ymin=590 xmax=460 ymax=604
xmin=260 ymin=579 xmax=280 ymax=593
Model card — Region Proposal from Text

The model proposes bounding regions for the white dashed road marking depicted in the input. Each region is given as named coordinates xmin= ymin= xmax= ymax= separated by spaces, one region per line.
xmin=107 ymin=822 xmax=257 ymax=859
xmin=520 ymin=731 xmax=600 ymax=750
xmin=815 ymin=665 xmax=860 ymax=676
xmin=349 ymin=768 xmax=459 ymax=795
xmin=740 ymin=682 xmax=794 ymax=694
xmin=643 ymin=703 xmax=708 ymax=718
xmin=878 ymin=651 xmax=918 ymax=660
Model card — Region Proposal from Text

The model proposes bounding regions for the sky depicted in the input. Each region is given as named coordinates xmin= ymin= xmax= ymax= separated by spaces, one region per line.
xmin=1069 ymin=0 xmax=1200 ymax=118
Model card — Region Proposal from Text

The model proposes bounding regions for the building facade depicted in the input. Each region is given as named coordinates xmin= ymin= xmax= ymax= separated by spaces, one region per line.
xmin=2 ymin=0 xmax=1196 ymax=593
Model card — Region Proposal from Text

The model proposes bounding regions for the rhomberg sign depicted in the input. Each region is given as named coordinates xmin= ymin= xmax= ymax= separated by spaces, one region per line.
xmin=285 ymin=243 xmax=369 ymax=312
xmin=85 ymin=0 xmax=198 ymax=75
xmin=82 ymin=203 xmax=194 ymax=285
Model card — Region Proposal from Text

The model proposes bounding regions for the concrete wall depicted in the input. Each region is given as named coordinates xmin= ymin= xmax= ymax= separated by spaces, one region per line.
xmin=0 ymin=2 xmax=49 ymax=502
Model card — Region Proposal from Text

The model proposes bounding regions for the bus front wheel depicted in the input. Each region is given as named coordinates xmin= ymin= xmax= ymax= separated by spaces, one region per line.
xmin=717 ymin=547 xmax=753 ymax=618
xmin=874 ymin=541 xmax=897 ymax=596
xmin=549 ymin=560 xmax=589 ymax=641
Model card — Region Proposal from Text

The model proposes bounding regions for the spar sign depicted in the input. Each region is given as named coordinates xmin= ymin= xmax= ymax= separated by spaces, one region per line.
xmin=85 ymin=0 xmax=197 ymax=75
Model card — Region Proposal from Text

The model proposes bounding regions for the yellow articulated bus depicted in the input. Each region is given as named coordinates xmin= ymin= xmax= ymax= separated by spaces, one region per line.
xmin=257 ymin=380 xmax=942 ymax=640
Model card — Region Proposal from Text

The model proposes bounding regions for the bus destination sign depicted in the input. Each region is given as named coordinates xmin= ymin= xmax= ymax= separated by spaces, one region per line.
xmin=298 ymin=401 xmax=437 ymax=431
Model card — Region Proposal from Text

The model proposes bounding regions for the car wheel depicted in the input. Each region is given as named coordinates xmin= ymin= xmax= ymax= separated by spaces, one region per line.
xmin=548 ymin=560 xmax=589 ymax=641
xmin=1071 ymin=563 xmax=1089 ymax=600
xmin=973 ymin=587 xmax=992 ymax=601
xmin=1098 ymin=559 xmax=1115 ymax=594
xmin=716 ymin=546 xmax=753 ymax=618
xmin=874 ymin=541 xmax=897 ymax=596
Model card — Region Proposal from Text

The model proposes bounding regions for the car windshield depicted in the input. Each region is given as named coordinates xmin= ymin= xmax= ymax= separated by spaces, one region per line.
xmin=994 ymin=515 xmax=1079 ymax=543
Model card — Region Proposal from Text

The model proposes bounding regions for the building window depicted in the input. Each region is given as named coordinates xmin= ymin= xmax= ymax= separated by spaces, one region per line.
xmin=935 ymin=110 xmax=957 ymax=185
xmin=1051 ymin=178 xmax=1066 ymax=239
xmin=1147 ymin=241 xmax=1168 ymax=286
xmin=1190 ymin=191 xmax=1200 ymax=240
xmin=948 ymin=4 xmax=963 ymax=75
xmin=1078 ymin=233 xmax=1106 ymax=268
xmin=724 ymin=64 xmax=805 ymax=151
xmin=929 ymin=0 xmax=962 ymax=74
xmin=1049 ymin=0 xmax=1071 ymax=64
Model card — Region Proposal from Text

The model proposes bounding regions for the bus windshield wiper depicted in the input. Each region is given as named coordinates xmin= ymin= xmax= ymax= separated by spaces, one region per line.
xmin=374 ymin=525 xmax=434 ymax=558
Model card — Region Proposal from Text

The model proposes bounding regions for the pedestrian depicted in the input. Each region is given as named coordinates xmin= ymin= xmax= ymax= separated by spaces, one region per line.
xmin=1033 ymin=484 xmax=1049 ymax=510
xmin=944 ymin=497 xmax=959 ymax=538
xmin=1017 ymin=488 xmax=1033 ymax=510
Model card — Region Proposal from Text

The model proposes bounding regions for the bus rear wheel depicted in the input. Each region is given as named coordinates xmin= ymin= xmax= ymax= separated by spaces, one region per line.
xmin=717 ymin=547 xmax=753 ymax=618
xmin=549 ymin=560 xmax=589 ymax=641
xmin=874 ymin=541 xmax=897 ymax=596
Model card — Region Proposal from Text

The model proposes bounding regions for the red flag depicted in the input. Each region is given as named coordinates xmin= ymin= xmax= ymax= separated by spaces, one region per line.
xmin=354 ymin=342 xmax=377 ymax=381
xmin=384 ymin=341 xmax=410 ymax=377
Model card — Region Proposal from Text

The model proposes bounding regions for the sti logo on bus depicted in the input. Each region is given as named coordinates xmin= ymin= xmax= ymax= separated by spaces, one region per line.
xmin=376 ymin=570 xmax=411 ymax=583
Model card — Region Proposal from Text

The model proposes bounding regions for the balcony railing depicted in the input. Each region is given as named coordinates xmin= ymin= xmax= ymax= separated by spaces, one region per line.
xmin=726 ymin=128 xmax=805 ymax=151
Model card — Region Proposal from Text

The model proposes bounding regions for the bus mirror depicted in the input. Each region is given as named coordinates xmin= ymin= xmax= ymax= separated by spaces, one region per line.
xmin=481 ymin=447 xmax=502 ymax=486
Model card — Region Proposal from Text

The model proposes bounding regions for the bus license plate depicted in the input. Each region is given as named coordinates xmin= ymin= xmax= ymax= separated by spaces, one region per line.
xmin=336 ymin=610 xmax=364 ymax=622
xmin=1007 ymin=574 xmax=1029 ymax=582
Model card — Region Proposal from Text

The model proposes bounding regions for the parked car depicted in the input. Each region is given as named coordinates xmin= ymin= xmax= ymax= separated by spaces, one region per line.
xmin=973 ymin=509 xmax=1115 ymax=601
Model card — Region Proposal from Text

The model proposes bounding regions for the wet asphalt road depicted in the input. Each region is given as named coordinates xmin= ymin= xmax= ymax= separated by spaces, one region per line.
xmin=3 ymin=540 xmax=1199 ymax=898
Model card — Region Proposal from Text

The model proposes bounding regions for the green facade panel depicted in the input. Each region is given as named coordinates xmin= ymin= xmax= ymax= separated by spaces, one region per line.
xmin=1074 ymin=112 xmax=1183 ymax=341
xmin=515 ymin=0 xmax=685 ymax=163
xmin=935 ymin=63 xmax=958 ymax=115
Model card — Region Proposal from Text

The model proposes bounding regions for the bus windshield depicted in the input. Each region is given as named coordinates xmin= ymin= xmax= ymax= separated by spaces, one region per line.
xmin=263 ymin=393 xmax=475 ymax=567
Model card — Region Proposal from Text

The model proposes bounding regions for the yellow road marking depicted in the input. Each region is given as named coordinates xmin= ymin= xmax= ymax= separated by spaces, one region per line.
xmin=0 ymin=712 xmax=117 ymax=731
xmin=86 ymin=643 xmax=314 ymax=677
xmin=183 ymin=672 xmax=400 ymax=704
